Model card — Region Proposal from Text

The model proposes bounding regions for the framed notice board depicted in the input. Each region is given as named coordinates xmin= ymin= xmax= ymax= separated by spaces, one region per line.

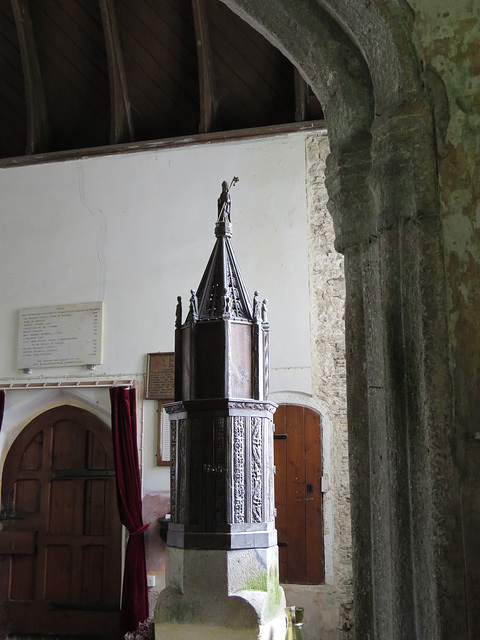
xmin=145 ymin=352 xmax=174 ymax=400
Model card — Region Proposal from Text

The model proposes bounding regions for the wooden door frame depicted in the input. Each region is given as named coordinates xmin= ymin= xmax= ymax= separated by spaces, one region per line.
xmin=273 ymin=401 xmax=325 ymax=584
xmin=270 ymin=392 xmax=333 ymax=581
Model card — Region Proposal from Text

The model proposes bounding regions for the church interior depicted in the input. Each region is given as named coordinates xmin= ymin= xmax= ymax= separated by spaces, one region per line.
xmin=0 ymin=1 xmax=479 ymax=639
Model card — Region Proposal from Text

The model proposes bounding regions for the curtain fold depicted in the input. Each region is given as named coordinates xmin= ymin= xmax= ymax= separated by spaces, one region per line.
xmin=0 ymin=390 xmax=5 ymax=433
xmin=110 ymin=386 xmax=149 ymax=639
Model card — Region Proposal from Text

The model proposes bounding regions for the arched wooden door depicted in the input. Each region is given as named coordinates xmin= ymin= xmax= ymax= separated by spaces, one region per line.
xmin=0 ymin=405 xmax=122 ymax=639
xmin=274 ymin=404 xmax=325 ymax=584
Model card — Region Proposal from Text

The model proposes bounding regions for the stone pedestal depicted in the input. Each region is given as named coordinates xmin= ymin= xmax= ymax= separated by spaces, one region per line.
xmin=155 ymin=546 xmax=286 ymax=640
xmin=155 ymin=184 xmax=285 ymax=639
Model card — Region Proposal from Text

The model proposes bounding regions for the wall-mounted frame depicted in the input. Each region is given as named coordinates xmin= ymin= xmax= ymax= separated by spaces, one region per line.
xmin=157 ymin=401 xmax=173 ymax=466
xmin=146 ymin=352 xmax=174 ymax=400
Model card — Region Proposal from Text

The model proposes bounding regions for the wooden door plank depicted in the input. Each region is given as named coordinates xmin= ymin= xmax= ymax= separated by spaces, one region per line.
xmin=304 ymin=407 xmax=325 ymax=583
xmin=273 ymin=405 xmax=287 ymax=581
xmin=102 ymin=479 xmax=122 ymax=603
xmin=19 ymin=431 xmax=43 ymax=470
xmin=0 ymin=531 xmax=35 ymax=555
xmin=45 ymin=544 xmax=74 ymax=602
xmin=49 ymin=480 xmax=77 ymax=535
xmin=274 ymin=404 xmax=325 ymax=585
xmin=85 ymin=479 xmax=108 ymax=535
xmin=53 ymin=421 xmax=86 ymax=469
xmin=15 ymin=478 xmax=40 ymax=513
xmin=10 ymin=554 xmax=35 ymax=600
xmin=87 ymin=431 xmax=108 ymax=470
xmin=81 ymin=544 xmax=105 ymax=602
xmin=285 ymin=405 xmax=306 ymax=583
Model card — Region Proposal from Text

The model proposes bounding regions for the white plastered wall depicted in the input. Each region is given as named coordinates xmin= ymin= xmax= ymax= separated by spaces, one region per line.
xmin=0 ymin=131 xmax=312 ymax=494
xmin=0 ymin=128 xmax=351 ymax=640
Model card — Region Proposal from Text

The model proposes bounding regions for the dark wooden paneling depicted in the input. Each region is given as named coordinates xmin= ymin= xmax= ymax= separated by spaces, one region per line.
xmin=45 ymin=544 xmax=73 ymax=601
xmin=0 ymin=530 xmax=35 ymax=554
xmin=49 ymin=480 xmax=77 ymax=534
xmin=87 ymin=430 xmax=108 ymax=470
xmin=285 ymin=405 xmax=307 ymax=583
xmin=117 ymin=0 xmax=199 ymax=139
xmin=0 ymin=3 xmax=23 ymax=73
xmin=0 ymin=3 xmax=26 ymax=158
xmin=85 ymin=479 xmax=109 ymax=535
xmin=10 ymin=554 xmax=36 ymax=600
xmin=15 ymin=479 xmax=40 ymax=512
xmin=33 ymin=0 xmax=108 ymax=100
xmin=304 ymin=407 xmax=325 ymax=584
xmin=274 ymin=404 xmax=288 ymax=580
xmin=81 ymin=545 xmax=105 ymax=602
xmin=29 ymin=0 xmax=110 ymax=151
xmin=52 ymin=420 xmax=86 ymax=469
xmin=20 ymin=432 xmax=43 ymax=470
xmin=194 ymin=322 xmax=226 ymax=399
xmin=0 ymin=0 xmax=320 ymax=159
xmin=207 ymin=0 xmax=295 ymax=130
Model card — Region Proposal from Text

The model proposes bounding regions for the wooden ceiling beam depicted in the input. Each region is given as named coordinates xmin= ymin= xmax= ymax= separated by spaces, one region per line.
xmin=99 ymin=0 xmax=134 ymax=144
xmin=192 ymin=0 xmax=218 ymax=133
xmin=11 ymin=0 xmax=51 ymax=154
xmin=294 ymin=68 xmax=308 ymax=122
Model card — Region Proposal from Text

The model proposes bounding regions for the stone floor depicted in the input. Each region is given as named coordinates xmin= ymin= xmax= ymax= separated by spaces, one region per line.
xmin=5 ymin=637 xmax=104 ymax=640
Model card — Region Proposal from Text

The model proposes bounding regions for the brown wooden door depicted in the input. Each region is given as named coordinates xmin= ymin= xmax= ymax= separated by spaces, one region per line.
xmin=274 ymin=404 xmax=325 ymax=584
xmin=0 ymin=405 xmax=122 ymax=639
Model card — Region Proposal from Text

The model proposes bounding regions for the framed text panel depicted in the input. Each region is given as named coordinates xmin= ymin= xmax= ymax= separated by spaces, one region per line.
xmin=146 ymin=352 xmax=174 ymax=400
xmin=17 ymin=302 xmax=104 ymax=369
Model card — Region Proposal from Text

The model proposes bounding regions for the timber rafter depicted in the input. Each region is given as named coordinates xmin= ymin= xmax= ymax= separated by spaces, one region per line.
xmin=11 ymin=0 xmax=50 ymax=154
xmin=1 ymin=0 xmax=323 ymax=161
xmin=99 ymin=0 xmax=134 ymax=144
xmin=192 ymin=0 xmax=218 ymax=133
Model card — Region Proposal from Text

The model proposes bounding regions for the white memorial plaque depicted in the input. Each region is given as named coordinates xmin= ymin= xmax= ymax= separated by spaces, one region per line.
xmin=17 ymin=302 xmax=104 ymax=369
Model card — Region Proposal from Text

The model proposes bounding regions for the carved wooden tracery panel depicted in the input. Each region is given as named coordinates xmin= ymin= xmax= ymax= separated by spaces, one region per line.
xmin=251 ymin=416 xmax=263 ymax=523
xmin=178 ymin=419 xmax=187 ymax=523
xmin=233 ymin=416 xmax=246 ymax=523
xmin=170 ymin=420 xmax=177 ymax=521
xmin=214 ymin=416 xmax=226 ymax=522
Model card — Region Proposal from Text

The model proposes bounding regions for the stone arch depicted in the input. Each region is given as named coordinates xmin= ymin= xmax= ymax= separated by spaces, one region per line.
xmin=220 ymin=2 xmax=463 ymax=640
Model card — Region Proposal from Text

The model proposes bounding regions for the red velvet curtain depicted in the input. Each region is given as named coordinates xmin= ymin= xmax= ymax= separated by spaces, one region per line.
xmin=110 ymin=386 xmax=149 ymax=639
xmin=0 ymin=390 xmax=5 ymax=432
